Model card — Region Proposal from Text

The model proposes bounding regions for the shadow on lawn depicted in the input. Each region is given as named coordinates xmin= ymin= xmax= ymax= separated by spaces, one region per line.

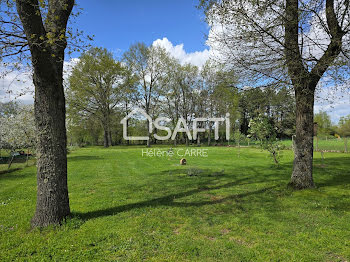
xmin=0 ymin=158 xmax=36 ymax=178
xmin=73 ymin=155 xmax=350 ymax=222
xmin=271 ymin=155 xmax=350 ymax=189
xmin=67 ymin=155 xmax=103 ymax=162
xmin=160 ymin=168 xmax=226 ymax=177
xmin=0 ymin=168 xmax=21 ymax=176
xmin=74 ymin=175 xmax=279 ymax=221
xmin=312 ymin=156 xmax=350 ymax=188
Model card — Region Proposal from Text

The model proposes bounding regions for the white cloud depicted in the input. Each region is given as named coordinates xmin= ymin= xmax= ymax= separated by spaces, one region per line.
xmin=152 ymin=37 xmax=210 ymax=68
xmin=64 ymin=58 xmax=79 ymax=76
xmin=1 ymin=43 xmax=348 ymax=124
xmin=0 ymin=58 xmax=79 ymax=105
xmin=0 ymin=68 xmax=34 ymax=104
xmin=315 ymin=81 xmax=350 ymax=124
xmin=0 ymin=38 xmax=212 ymax=104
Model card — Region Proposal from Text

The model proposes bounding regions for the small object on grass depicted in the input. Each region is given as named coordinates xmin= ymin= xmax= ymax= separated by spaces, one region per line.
xmin=180 ymin=158 xmax=187 ymax=165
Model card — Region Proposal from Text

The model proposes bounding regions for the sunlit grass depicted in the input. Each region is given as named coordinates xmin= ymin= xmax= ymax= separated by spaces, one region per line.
xmin=281 ymin=138 xmax=348 ymax=152
xmin=0 ymin=146 xmax=349 ymax=261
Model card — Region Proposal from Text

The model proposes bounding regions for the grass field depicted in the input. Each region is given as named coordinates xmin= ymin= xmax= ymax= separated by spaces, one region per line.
xmin=281 ymin=137 xmax=348 ymax=152
xmin=1 ymin=146 xmax=350 ymax=261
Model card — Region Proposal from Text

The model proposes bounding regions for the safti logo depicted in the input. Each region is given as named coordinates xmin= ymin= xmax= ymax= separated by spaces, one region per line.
xmin=120 ymin=108 xmax=231 ymax=141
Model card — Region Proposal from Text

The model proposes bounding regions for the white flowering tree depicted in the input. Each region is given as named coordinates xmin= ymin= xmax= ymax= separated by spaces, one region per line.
xmin=0 ymin=105 xmax=36 ymax=168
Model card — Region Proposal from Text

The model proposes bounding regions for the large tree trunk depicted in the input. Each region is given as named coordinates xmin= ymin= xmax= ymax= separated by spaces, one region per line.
xmin=290 ymin=86 xmax=315 ymax=189
xmin=107 ymin=110 xmax=113 ymax=146
xmin=109 ymin=131 xmax=113 ymax=147
xmin=31 ymin=69 xmax=70 ymax=227
xmin=102 ymin=114 xmax=112 ymax=148
xmin=103 ymin=128 xmax=109 ymax=148
xmin=16 ymin=0 xmax=74 ymax=227
xmin=108 ymin=119 xmax=113 ymax=146
xmin=285 ymin=0 xmax=344 ymax=189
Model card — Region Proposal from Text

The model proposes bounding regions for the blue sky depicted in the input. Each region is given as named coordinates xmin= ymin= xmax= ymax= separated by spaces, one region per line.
xmin=1 ymin=1 xmax=348 ymax=123
xmin=75 ymin=0 xmax=209 ymax=57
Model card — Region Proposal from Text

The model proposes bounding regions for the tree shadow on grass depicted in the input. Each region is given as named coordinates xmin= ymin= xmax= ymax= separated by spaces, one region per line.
xmin=159 ymin=164 xmax=288 ymax=180
xmin=269 ymin=154 xmax=350 ymax=188
xmin=0 ymin=168 xmax=21 ymax=176
xmin=67 ymin=156 xmax=103 ymax=162
xmin=72 ymin=154 xmax=349 ymax=222
xmin=159 ymin=168 xmax=226 ymax=177
xmin=312 ymin=156 xmax=350 ymax=188
xmin=0 ymin=167 xmax=37 ymax=181
xmin=0 ymin=156 xmax=31 ymax=164
xmin=73 ymin=175 xmax=279 ymax=221
xmin=0 ymin=159 xmax=36 ymax=179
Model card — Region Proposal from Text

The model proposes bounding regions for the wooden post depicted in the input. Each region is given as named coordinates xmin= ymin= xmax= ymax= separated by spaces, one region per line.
xmin=345 ymin=137 xmax=348 ymax=153
xmin=292 ymin=135 xmax=296 ymax=151
xmin=314 ymin=122 xmax=318 ymax=152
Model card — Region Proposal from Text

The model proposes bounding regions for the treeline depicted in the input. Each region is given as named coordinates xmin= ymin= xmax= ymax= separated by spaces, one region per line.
xmin=314 ymin=111 xmax=350 ymax=139
xmin=2 ymin=48 xmax=348 ymax=150
xmin=66 ymin=44 xmax=298 ymax=147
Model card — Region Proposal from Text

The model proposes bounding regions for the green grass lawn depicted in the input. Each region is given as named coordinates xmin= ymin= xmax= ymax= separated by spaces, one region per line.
xmin=1 ymin=146 xmax=350 ymax=261
xmin=281 ymin=138 xmax=348 ymax=152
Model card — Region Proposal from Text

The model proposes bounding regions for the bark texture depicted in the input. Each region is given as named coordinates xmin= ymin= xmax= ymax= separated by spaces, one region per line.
xmin=290 ymin=86 xmax=315 ymax=189
xmin=16 ymin=0 xmax=74 ymax=227
xmin=102 ymin=115 xmax=112 ymax=148
xmin=285 ymin=0 xmax=345 ymax=189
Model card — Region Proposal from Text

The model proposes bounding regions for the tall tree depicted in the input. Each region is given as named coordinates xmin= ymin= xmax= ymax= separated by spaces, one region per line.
xmin=67 ymin=47 xmax=125 ymax=147
xmin=177 ymin=63 xmax=198 ymax=145
xmin=314 ymin=111 xmax=333 ymax=136
xmin=200 ymin=61 xmax=239 ymax=144
xmin=158 ymin=56 xmax=181 ymax=145
xmin=238 ymin=87 xmax=295 ymax=138
xmin=123 ymin=42 xmax=170 ymax=147
xmin=12 ymin=0 xmax=74 ymax=227
xmin=337 ymin=115 xmax=350 ymax=152
xmin=119 ymin=65 xmax=140 ymax=145
xmin=200 ymin=0 xmax=350 ymax=189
